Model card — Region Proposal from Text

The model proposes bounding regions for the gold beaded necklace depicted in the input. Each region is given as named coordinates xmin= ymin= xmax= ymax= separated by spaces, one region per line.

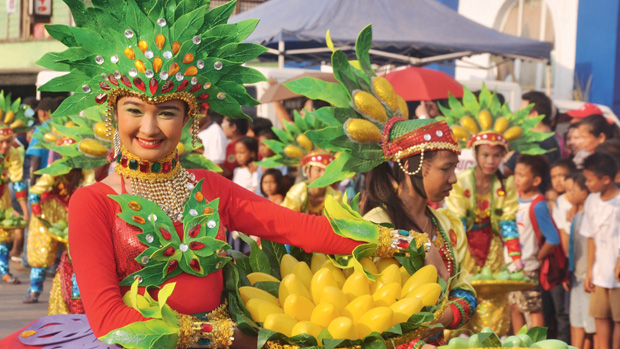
xmin=115 ymin=146 xmax=196 ymax=222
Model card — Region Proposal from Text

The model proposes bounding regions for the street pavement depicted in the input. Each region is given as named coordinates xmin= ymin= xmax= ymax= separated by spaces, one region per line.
xmin=0 ymin=259 xmax=53 ymax=338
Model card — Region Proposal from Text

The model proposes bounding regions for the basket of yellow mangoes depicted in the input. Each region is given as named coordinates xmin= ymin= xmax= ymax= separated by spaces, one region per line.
xmin=224 ymin=234 xmax=449 ymax=349
xmin=440 ymin=326 xmax=576 ymax=349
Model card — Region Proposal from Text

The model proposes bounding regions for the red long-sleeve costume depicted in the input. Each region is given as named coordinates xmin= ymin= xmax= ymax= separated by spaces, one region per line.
xmin=67 ymin=169 xmax=359 ymax=338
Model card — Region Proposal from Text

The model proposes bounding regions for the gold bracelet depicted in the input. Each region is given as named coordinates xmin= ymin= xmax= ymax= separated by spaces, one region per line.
xmin=375 ymin=228 xmax=430 ymax=257
xmin=177 ymin=314 xmax=198 ymax=349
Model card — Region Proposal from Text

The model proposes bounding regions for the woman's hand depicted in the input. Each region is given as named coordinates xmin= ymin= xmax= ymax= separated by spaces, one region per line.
xmin=230 ymin=328 xmax=257 ymax=349
xmin=425 ymin=245 xmax=449 ymax=282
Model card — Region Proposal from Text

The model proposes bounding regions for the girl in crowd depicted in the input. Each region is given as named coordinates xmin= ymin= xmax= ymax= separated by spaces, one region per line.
xmin=441 ymin=86 xmax=553 ymax=335
xmin=232 ymin=136 xmax=258 ymax=192
xmin=260 ymin=168 xmax=286 ymax=204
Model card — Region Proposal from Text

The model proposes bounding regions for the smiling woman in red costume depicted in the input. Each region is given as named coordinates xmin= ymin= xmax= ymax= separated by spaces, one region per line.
xmin=0 ymin=1 xmax=422 ymax=348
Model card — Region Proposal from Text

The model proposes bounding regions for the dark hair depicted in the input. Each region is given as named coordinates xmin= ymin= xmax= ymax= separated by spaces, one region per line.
xmin=257 ymin=128 xmax=277 ymax=140
xmin=362 ymin=152 xmax=438 ymax=231
xmin=551 ymin=158 xmax=576 ymax=173
xmin=565 ymin=170 xmax=588 ymax=193
xmin=251 ymin=117 xmax=273 ymax=136
xmin=583 ymin=151 xmax=619 ymax=180
xmin=237 ymin=136 xmax=258 ymax=161
xmin=522 ymin=91 xmax=553 ymax=127
xmin=577 ymin=114 xmax=617 ymax=141
xmin=225 ymin=116 xmax=249 ymax=135
xmin=516 ymin=154 xmax=550 ymax=182
xmin=260 ymin=168 xmax=287 ymax=197
xmin=595 ymin=139 xmax=620 ymax=166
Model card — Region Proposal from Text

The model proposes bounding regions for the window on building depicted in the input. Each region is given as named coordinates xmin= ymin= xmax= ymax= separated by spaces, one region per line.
xmin=494 ymin=0 xmax=555 ymax=91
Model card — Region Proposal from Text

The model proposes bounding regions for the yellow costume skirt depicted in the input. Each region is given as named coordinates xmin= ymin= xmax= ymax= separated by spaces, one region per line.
xmin=26 ymin=198 xmax=66 ymax=268
xmin=462 ymin=233 xmax=512 ymax=336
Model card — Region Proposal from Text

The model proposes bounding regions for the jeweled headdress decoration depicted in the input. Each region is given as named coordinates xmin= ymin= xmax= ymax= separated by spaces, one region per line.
xmin=0 ymin=90 xmax=35 ymax=140
xmin=439 ymin=84 xmax=553 ymax=153
xmin=256 ymin=110 xmax=335 ymax=171
xmin=282 ymin=25 xmax=459 ymax=187
xmin=37 ymin=0 xmax=266 ymax=142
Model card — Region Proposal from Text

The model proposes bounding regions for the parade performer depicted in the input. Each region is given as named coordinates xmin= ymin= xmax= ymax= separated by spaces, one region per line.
xmin=283 ymin=25 xmax=476 ymax=347
xmin=257 ymin=111 xmax=341 ymax=215
xmin=0 ymin=91 xmax=33 ymax=285
xmin=441 ymin=85 xmax=553 ymax=334
xmin=0 ymin=2 xmax=421 ymax=348
xmin=28 ymin=107 xmax=219 ymax=313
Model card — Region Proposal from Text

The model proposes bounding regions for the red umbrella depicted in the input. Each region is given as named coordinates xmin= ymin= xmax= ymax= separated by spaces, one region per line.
xmin=384 ymin=66 xmax=463 ymax=101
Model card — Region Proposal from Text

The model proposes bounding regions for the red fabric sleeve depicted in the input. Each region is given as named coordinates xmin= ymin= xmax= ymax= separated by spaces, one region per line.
xmin=68 ymin=184 xmax=146 ymax=338
xmin=196 ymin=170 xmax=362 ymax=254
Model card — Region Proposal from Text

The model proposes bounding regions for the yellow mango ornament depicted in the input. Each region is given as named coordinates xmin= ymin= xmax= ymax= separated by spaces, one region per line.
xmin=401 ymin=265 xmax=438 ymax=298
xmin=494 ymin=117 xmax=510 ymax=133
xmin=406 ymin=283 xmax=442 ymax=306
xmin=296 ymin=133 xmax=313 ymax=151
xmin=344 ymin=118 xmax=382 ymax=143
xmin=279 ymin=274 xmax=312 ymax=305
xmin=78 ymin=139 xmax=109 ymax=157
xmin=460 ymin=116 xmax=479 ymax=134
xmin=245 ymin=298 xmax=284 ymax=323
xmin=341 ymin=271 xmax=371 ymax=302
xmin=357 ymin=307 xmax=393 ymax=338
xmin=352 ymin=90 xmax=387 ymax=123
xmin=247 ymin=272 xmax=280 ymax=285
xmin=311 ymin=268 xmax=339 ymax=304
xmin=342 ymin=294 xmax=374 ymax=323
xmin=291 ymin=321 xmax=323 ymax=342
xmin=328 ymin=316 xmax=359 ymax=339
xmin=478 ymin=110 xmax=493 ymax=130
xmin=239 ymin=286 xmax=279 ymax=306
xmin=371 ymin=76 xmax=399 ymax=113
xmin=310 ymin=302 xmax=340 ymax=327
xmin=263 ymin=313 xmax=298 ymax=337
xmin=283 ymin=294 xmax=315 ymax=321
xmin=390 ymin=297 xmax=423 ymax=326
xmin=504 ymin=126 xmax=523 ymax=141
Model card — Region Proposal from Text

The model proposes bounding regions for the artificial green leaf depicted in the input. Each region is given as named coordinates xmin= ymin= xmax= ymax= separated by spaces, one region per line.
xmin=527 ymin=326 xmax=547 ymax=342
xmin=461 ymin=86 xmax=480 ymax=117
xmin=261 ymin=239 xmax=287 ymax=278
xmin=284 ymin=77 xmax=351 ymax=108
xmin=99 ymin=319 xmax=179 ymax=348
xmin=308 ymin=151 xmax=356 ymax=188
xmin=355 ymin=25 xmax=374 ymax=78
xmin=238 ymin=233 xmax=271 ymax=274
xmin=253 ymin=281 xmax=279 ymax=297
xmin=331 ymin=50 xmax=362 ymax=93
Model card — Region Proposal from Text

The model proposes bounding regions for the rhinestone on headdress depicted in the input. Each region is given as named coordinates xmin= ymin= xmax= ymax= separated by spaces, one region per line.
xmin=124 ymin=29 xmax=134 ymax=38
xmin=207 ymin=220 xmax=216 ymax=229
xmin=192 ymin=35 xmax=201 ymax=44
xmin=159 ymin=71 xmax=169 ymax=80
xmin=82 ymin=85 xmax=92 ymax=93
xmin=114 ymin=71 xmax=122 ymax=79
xmin=157 ymin=18 xmax=166 ymax=27
xmin=145 ymin=70 xmax=154 ymax=79
xmin=189 ymin=209 xmax=198 ymax=217
xmin=111 ymin=55 xmax=119 ymax=64
xmin=214 ymin=61 xmax=223 ymax=70
xmin=179 ymin=243 xmax=188 ymax=252
xmin=197 ymin=60 xmax=204 ymax=69
xmin=95 ymin=55 xmax=104 ymax=64
xmin=191 ymin=77 xmax=198 ymax=85
xmin=145 ymin=234 xmax=154 ymax=243
xmin=217 ymin=92 xmax=225 ymax=100
xmin=128 ymin=68 xmax=138 ymax=77
xmin=163 ymin=51 xmax=173 ymax=59
xmin=175 ymin=73 xmax=184 ymax=81
xmin=144 ymin=50 xmax=154 ymax=59
xmin=423 ymin=134 xmax=431 ymax=141
xmin=203 ymin=82 xmax=211 ymax=89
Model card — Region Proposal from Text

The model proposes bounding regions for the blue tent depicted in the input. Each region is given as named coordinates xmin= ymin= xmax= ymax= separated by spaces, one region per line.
xmin=231 ymin=0 xmax=553 ymax=66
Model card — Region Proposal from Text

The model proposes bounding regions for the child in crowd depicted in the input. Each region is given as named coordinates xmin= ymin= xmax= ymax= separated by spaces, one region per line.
xmin=563 ymin=171 xmax=597 ymax=349
xmin=260 ymin=168 xmax=286 ymax=204
xmin=232 ymin=136 xmax=258 ymax=193
xmin=255 ymin=129 xmax=289 ymax=195
xmin=545 ymin=158 xmax=575 ymax=343
xmin=510 ymin=154 xmax=561 ymax=331
xmin=581 ymin=152 xmax=620 ymax=349
xmin=220 ymin=116 xmax=249 ymax=179
xmin=595 ymin=139 xmax=620 ymax=184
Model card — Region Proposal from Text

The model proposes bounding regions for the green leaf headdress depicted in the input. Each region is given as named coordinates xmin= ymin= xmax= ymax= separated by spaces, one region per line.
xmin=283 ymin=25 xmax=460 ymax=188
xmin=0 ymin=90 xmax=35 ymax=139
xmin=38 ymin=0 xmax=267 ymax=144
xmin=31 ymin=105 xmax=220 ymax=176
xmin=256 ymin=110 xmax=335 ymax=173
xmin=438 ymin=84 xmax=553 ymax=154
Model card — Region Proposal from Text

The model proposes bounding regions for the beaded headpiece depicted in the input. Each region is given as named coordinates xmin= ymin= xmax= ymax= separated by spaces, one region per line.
xmin=31 ymin=106 xmax=219 ymax=177
xmin=37 ymin=0 xmax=266 ymax=144
xmin=256 ymin=110 xmax=335 ymax=171
xmin=439 ymin=84 xmax=553 ymax=154
xmin=0 ymin=91 xmax=35 ymax=140
xmin=282 ymin=25 xmax=459 ymax=187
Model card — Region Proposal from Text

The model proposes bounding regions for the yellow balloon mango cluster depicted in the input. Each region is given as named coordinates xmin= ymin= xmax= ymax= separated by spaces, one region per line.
xmin=240 ymin=253 xmax=441 ymax=342
xmin=346 ymin=77 xmax=409 ymax=144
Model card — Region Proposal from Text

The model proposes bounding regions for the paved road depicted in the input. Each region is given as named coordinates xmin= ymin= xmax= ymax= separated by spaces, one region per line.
xmin=0 ymin=259 xmax=54 ymax=338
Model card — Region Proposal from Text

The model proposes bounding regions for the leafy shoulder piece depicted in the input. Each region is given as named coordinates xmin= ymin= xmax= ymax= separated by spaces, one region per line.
xmin=100 ymin=279 xmax=181 ymax=348
xmin=283 ymin=25 xmax=410 ymax=187
xmin=179 ymin=121 xmax=221 ymax=172
xmin=438 ymin=84 xmax=554 ymax=155
xmin=110 ymin=179 xmax=230 ymax=287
